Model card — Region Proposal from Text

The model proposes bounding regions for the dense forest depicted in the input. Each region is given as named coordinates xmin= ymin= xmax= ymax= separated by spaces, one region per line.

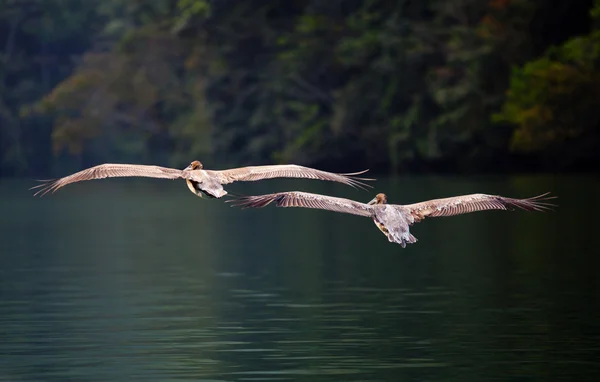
xmin=1 ymin=0 xmax=599 ymax=177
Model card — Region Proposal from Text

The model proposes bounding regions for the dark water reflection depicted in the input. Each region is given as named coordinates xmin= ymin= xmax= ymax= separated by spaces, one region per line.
xmin=0 ymin=175 xmax=599 ymax=381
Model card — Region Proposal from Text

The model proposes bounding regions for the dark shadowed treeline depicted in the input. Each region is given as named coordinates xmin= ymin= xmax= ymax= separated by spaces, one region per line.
xmin=1 ymin=0 xmax=598 ymax=177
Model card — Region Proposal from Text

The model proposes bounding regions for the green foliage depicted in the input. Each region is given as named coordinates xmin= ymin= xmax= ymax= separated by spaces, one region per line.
xmin=1 ymin=0 xmax=599 ymax=176
xmin=0 ymin=0 xmax=102 ymax=176
xmin=495 ymin=23 xmax=600 ymax=162
xmin=177 ymin=0 xmax=210 ymax=18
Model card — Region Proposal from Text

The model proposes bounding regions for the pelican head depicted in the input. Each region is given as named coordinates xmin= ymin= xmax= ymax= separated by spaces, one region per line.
xmin=185 ymin=160 xmax=203 ymax=171
xmin=368 ymin=193 xmax=388 ymax=205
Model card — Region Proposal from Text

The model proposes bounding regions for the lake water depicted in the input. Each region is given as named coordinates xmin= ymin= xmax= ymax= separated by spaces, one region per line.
xmin=0 ymin=175 xmax=598 ymax=381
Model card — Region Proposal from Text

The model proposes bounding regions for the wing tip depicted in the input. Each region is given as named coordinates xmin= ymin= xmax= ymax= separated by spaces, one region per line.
xmin=341 ymin=168 xmax=371 ymax=177
xmin=30 ymin=179 xmax=60 ymax=197
xmin=347 ymin=179 xmax=373 ymax=190
xmin=226 ymin=194 xmax=277 ymax=209
xmin=343 ymin=170 xmax=375 ymax=190
xmin=508 ymin=192 xmax=558 ymax=212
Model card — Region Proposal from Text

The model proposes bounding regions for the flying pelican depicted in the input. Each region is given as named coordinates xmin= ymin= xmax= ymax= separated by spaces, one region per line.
xmin=229 ymin=191 xmax=555 ymax=247
xmin=31 ymin=160 xmax=372 ymax=198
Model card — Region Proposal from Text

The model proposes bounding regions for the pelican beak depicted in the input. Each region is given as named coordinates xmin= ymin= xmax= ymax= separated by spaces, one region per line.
xmin=183 ymin=164 xmax=193 ymax=171
xmin=367 ymin=196 xmax=378 ymax=205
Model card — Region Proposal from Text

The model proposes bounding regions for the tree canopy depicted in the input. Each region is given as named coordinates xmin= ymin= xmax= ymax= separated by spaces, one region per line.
xmin=1 ymin=0 xmax=598 ymax=177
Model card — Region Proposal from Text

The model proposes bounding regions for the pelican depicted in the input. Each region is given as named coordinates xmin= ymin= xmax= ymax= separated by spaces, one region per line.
xmin=229 ymin=191 xmax=555 ymax=247
xmin=31 ymin=160 xmax=372 ymax=198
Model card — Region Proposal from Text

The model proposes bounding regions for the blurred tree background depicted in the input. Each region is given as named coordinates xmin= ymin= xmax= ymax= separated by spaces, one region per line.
xmin=1 ymin=0 xmax=598 ymax=177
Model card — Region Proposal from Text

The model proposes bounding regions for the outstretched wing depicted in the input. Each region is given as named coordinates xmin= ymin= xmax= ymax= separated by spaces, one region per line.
xmin=402 ymin=192 xmax=555 ymax=223
xmin=207 ymin=165 xmax=373 ymax=190
xmin=31 ymin=163 xmax=186 ymax=196
xmin=228 ymin=191 xmax=374 ymax=217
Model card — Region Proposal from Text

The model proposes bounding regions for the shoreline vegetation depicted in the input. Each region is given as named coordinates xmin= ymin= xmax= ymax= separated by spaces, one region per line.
xmin=1 ymin=0 xmax=599 ymax=177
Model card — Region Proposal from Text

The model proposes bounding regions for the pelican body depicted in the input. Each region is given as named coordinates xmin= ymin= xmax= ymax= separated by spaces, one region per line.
xmin=32 ymin=160 xmax=372 ymax=198
xmin=183 ymin=161 xmax=224 ymax=198
xmin=366 ymin=194 xmax=418 ymax=246
xmin=230 ymin=191 xmax=555 ymax=247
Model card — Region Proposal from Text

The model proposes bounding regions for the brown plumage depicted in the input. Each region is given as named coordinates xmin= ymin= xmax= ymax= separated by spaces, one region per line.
xmin=400 ymin=193 xmax=552 ymax=222
xmin=31 ymin=160 xmax=373 ymax=198
xmin=229 ymin=191 xmax=555 ymax=247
